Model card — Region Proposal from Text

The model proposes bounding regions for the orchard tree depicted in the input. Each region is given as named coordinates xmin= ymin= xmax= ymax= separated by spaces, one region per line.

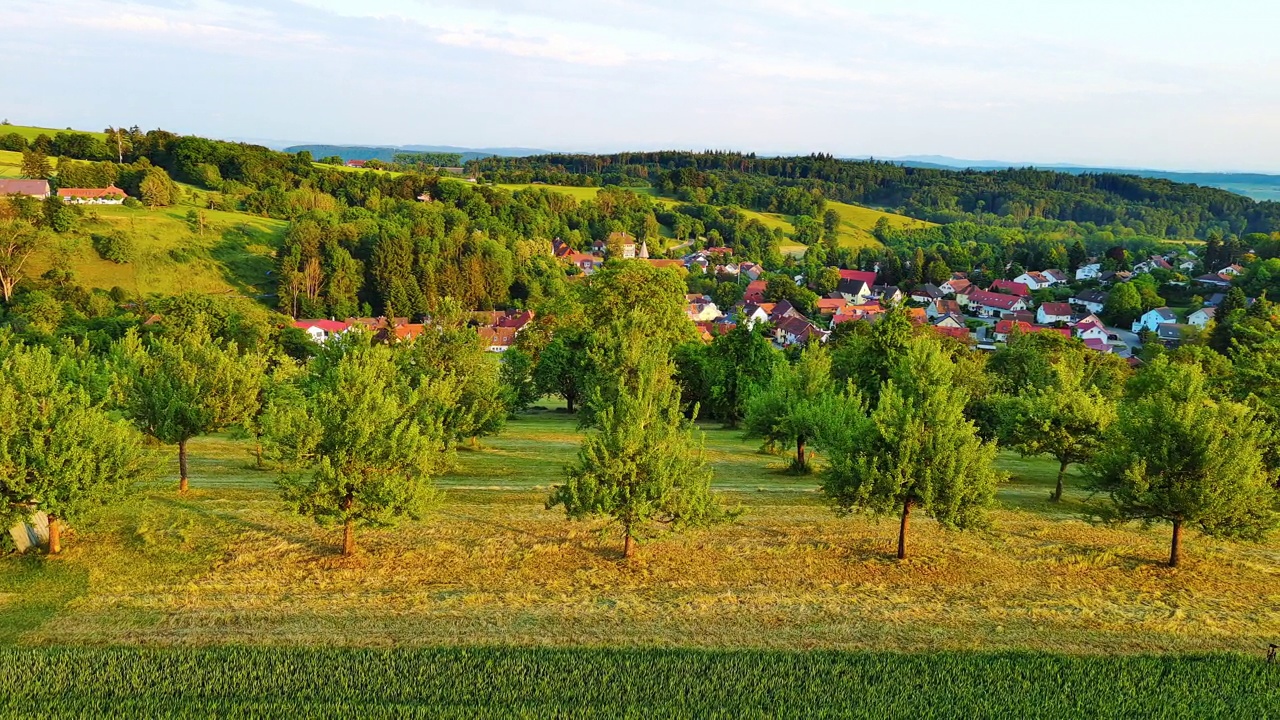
xmin=0 ymin=344 xmax=153 ymax=554
xmin=708 ymin=322 xmax=778 ymax=428
xmin=548 ymin=326 xmax=727 ymax=559
xmin=821 ymin=338 xmax=1003 ymax=559
xmin=743 ymin=343 xmax=832 ymax=472
xmin=997 ymin=363 xmax=1117 ymax=502
xmin=534 ymin=327 xmax=591 ymax=413
xmin=139 ymin=167 xmax=178 ymax=208
xmin=118 ymin=325 xmax=266 ymax=492
xmin=266 ymin=336 xmax=450 ymax=556
xmin=399 ymin=315 xmax=507 ymax=447
xmin=1086 ymin=357 xmax=1279 ymax=567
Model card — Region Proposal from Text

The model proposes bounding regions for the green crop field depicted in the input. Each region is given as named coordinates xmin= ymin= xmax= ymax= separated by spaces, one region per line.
xmin=0 ymin=123 xmax=108 ymax=142
xmin=2 ymin=408 xmax=1277 ymax=655
xmin=25 ymin=203 xmax=287 ymax=297
xmin=0 ymin=646 xmax=1274 ymax=718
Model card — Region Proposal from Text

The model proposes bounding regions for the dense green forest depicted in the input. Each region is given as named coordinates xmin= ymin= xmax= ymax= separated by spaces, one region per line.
xmin=468 ymin=152 xmax=1280 ymax=239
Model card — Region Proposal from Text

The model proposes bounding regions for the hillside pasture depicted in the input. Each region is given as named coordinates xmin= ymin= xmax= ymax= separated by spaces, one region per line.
xmin=0 ymin=149 xmax=59 ymax=178
xmin=0 ymin=124 xmax=108 ymax=142
xmin=25 ymin=204 xmax=287 ymax=297
xmin=2 ymin=409 xmax=1277 ymax=655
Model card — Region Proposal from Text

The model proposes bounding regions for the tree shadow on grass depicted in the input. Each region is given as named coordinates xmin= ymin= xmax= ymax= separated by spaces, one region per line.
xmin=0 ymin=555 xmax=90 ymax=645
xmin=210 ymin=224 xmax=277 ymax=299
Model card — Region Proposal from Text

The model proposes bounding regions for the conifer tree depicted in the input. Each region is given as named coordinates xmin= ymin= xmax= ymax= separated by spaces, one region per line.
xmin=267 ymin=335 xmax=451 ymax=556
xmin=821 ymin=338 xmax=1002 ymax=559
xmin=118 ymin=325 xmax=266 ymax=492
xmin=0 ymin=344 xmax=153 ymax=554
xmin=548 ymin=324 xmax=727 ymax=559
xmin=1086 ymin=357 xmax=1279 ymax=567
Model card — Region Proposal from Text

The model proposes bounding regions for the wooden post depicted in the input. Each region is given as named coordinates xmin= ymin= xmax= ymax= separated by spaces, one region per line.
xmin=47 ymin=515 xmax=61 ymax=555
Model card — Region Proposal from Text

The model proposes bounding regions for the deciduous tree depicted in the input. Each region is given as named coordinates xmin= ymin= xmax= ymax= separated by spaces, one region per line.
xmin=118 ymin=325 xmax=266 ymax=492
xmin=0 ymin=344 xmax=153 ymax=554
xmin=0 ymin=219 xmax=46 ymax=303
xmin=267 ymin=336 xmax=449 ymax=556
xmin=820 ymin=338 xmax=1002 ymax=559
xmin=743 ymin=343 xmax=832 ymax=472
xmin=1086 ymin=357 xmax=1279 ymax=567
xmin=548 ymin=325 xmax=726 ymax=559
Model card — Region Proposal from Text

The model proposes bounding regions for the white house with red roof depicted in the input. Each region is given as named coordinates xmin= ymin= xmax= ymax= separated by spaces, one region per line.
xmin=1036 ymin=302 xmax=1074 ymax=325
xmin=968 ymin=289 xmax=1029 ymax=318
xmin=57 ymin=185 xmax=128 ymax=204
xmin=294 ymin=319 xmax=351 ymax=343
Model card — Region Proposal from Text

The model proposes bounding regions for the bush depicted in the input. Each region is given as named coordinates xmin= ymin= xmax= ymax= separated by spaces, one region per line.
xmin=91 ymin=232 xmax=133 ymax=264
xmin=121 ymin=196 xmax=142 ymax=209
xmin=0 ymin=132 xmax=26 ymax=151
xmin=169 ymin=247 xmax=196 ymax=264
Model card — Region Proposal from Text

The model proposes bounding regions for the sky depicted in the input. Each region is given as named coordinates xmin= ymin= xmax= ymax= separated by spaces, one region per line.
xmin=3 ymin=0 xmax=1279 ymax=171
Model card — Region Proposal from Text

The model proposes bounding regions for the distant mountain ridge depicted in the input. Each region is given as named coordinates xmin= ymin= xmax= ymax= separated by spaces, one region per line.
xmin=283 ymin=144 xmax=552 ymax=164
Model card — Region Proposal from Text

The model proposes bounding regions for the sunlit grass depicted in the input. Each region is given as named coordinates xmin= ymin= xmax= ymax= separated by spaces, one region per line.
xmin=3 ymin=411 xmax=1278 ymax=654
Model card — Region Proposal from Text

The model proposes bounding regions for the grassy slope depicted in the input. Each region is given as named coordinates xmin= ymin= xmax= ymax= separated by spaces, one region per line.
xmin=2 ymin=409 xmax=1277 ymax=654
xmin=494 ymin=183 xmax=930 ymax=254
xmin=26 ymin=204 xmax=287 ymax=297
xmin=0 ymin=124 xmax=107 ymax=142
xmin=0 ymin=149 xmax=59 ymax=178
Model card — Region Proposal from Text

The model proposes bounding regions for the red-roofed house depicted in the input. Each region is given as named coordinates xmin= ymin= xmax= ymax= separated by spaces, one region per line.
xmin=990 ymin=279 xmax=1030 ymax=297
xmin=744 ymin=279 xmax=768 ymax=303
xmin=837 ymin=269 xmax=877 ymax=297
xmin=1083 ymin=337 xmax=1112 ymax=353
xmin=1036 ymin=302 xmax=1074 ymax=325
xmin=0 ymin=179 xmax=50 ymax=198
xmin=478 ymin=326 xmax=518 ymax=352
xmin=345 ymin=159 xmax=367 ymax=168
xmin=968 ymin=289 xmax=1029 ymax=318
xmin=294 ymin=319 xmax=351 ymax=343
xmin=58 ymin=185 xmax=128 ymax=204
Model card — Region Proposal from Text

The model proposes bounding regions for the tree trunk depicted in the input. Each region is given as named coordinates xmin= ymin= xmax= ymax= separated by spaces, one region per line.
xmin=47 ymin=515 xmax=61 ymax=555
xmin=178 ymin=439 xmax=190 ymax=493
xmin=566 ymin=394 xmax=575 ymax=414
xmin=1052 ymin=460 xmax=1068 ymax=502
xmin=897 ymin=498 xmax=912 ymax=560
xmin=1169 ymin=519 xmax=1183 ymax=568
xmin=341 ymin=492 xmax=355 ymax=557
xmin=623 ymin=531 xmax=636 ymax=559
xmin=796 ymin=436 xmax=807 ymax=471
xmin=254 ymin=441 xmax=264 ymax=470
xmin=343 ymin=518 xmax=355 ymax=557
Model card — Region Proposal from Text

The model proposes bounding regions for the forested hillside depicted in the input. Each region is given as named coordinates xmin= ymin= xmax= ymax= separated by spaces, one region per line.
xmin=469 ymin=152 xmax=1280 ymax=239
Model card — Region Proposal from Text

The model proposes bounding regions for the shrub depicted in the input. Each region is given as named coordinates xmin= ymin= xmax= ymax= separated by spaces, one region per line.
xmin=121 ymin=196 xmax=142 ymax=209
xmin=169 ymin=247 xmax=196 ymax=264
xmin=91 ymin=232 xmax=133 ymax=264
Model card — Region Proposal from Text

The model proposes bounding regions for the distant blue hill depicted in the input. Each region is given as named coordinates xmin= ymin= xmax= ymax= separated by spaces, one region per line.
xmin=283 ymin=144 xmax=551 ymax=164
xmin=864 ymin=155 xmax=1280 ymax=202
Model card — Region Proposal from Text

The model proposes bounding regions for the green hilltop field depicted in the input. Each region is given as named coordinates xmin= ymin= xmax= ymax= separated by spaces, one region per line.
xmin=496 ymin=182 xmax=932 ymax=253
xmin=0 ymin=123 xmax=108 ymax=142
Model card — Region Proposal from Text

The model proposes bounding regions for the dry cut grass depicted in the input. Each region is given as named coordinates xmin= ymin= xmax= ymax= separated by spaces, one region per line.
xmin=4 ymin=413 xmax=1279 ymax=655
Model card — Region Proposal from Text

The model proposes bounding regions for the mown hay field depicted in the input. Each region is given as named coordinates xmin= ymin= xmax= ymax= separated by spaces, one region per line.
xmin=2 ymin=409 xmax=1278 ymax=656
xmin=1 ymin=646 xmax=1275 ymax=718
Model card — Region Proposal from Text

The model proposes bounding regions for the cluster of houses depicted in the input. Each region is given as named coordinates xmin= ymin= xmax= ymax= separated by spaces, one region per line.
xmin=292 ymin=309 xmax=534 ymax=352
xmin=0 ymin=178 xmax=130 ymax=204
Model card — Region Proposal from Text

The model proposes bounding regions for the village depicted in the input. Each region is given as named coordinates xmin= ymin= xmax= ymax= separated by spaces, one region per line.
xmin=292 ymin=230 xmax=1245 ymax=363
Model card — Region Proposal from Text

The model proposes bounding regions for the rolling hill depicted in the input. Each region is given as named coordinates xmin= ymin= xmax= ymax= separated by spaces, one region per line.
xmin=0 ymin=123 xmax=108 ymax=142
xmin=287 ymin=144 xmax=550 ymax=164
